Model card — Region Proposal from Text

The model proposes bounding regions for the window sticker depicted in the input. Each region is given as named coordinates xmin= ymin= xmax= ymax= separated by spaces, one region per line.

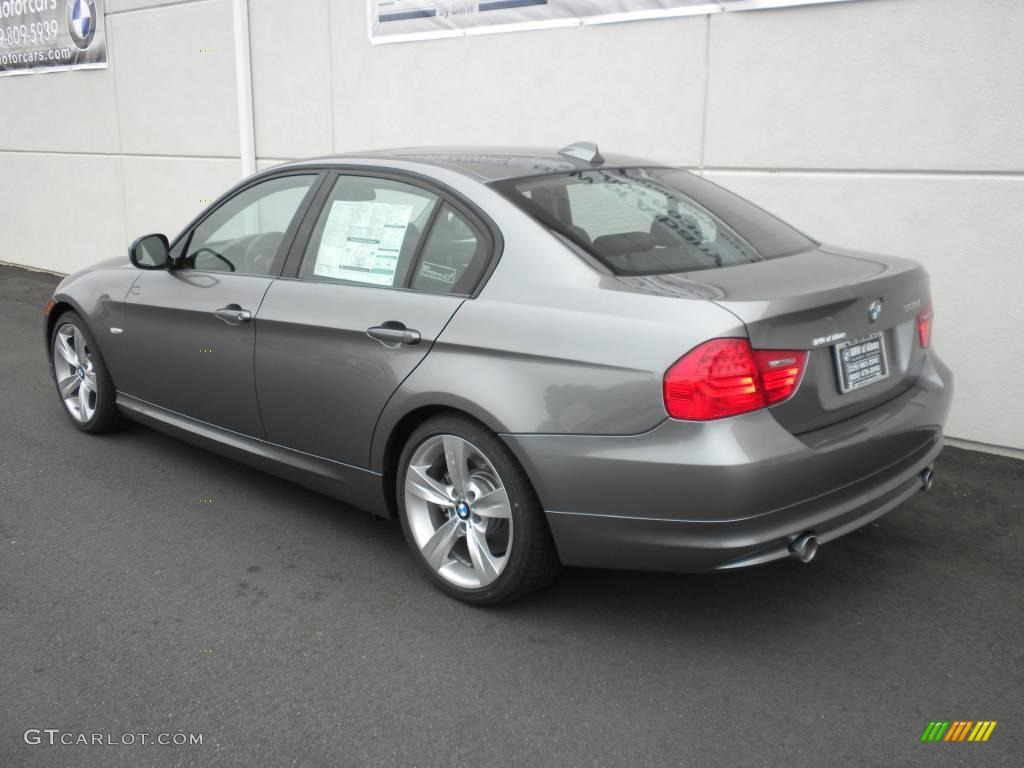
xmin=418 ymin=261 xmax=458 ymax=286
xmin=314 ymin=200 xmax=413 ymax=285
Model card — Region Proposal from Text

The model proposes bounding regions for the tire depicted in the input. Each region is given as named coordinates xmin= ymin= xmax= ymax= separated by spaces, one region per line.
xmin=396 ymin=413 xmax=559 ymax=605
xmin=49 ymin=310 xmax=122 ymax=434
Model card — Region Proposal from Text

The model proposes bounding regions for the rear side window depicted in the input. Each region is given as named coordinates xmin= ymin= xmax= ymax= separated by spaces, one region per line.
xmin=299 ymin=175 xmax=491 ymax=295
xmin=410 ymin=205 xmax=488 ymax=294
xmin=495 ymin=168 xmax=814 ymax=276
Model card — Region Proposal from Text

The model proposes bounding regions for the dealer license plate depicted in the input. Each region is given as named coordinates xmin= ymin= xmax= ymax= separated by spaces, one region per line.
xmin=833 ymin=332 xmax=889 ymax=393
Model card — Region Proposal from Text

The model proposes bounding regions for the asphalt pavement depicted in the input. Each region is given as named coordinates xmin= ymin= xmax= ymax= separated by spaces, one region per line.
xmin=1 ymin=263 xmax=1021 ymax=768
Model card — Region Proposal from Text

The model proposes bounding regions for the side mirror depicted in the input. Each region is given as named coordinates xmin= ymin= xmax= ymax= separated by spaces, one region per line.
xmin=129 ymin=233 xmax=172 ymax=270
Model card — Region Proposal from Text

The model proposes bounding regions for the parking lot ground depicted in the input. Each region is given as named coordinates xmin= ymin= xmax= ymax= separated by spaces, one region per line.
xmin=1 ymin=263 xmax=1021 ymax=767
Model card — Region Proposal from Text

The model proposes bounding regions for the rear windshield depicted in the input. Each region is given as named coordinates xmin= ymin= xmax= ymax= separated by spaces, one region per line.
xmin=494 ymin=167 xmax=815 ymax=275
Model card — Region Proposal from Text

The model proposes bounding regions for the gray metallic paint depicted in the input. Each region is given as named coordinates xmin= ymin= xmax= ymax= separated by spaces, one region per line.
xmin=255 ymin=278 xmax=464 ymax=468
xmin=120 ymin=270 xmax=274 ymax=437
xmin=505 ymin=353 xmax=950 ymax=523
xmin=46 ymin=148 xmax=954 ymax=573
xmin=45 ymin=257 xmax=138 ymax=374
xmin=544 ymin=436 xmax=942 ymax=572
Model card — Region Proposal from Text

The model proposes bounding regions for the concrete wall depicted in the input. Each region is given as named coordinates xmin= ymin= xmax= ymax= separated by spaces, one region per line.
xmin=1 ymin=0 xmax=1022 ymax=451
xmin=0 ymin=0 xmax=243 ymax=274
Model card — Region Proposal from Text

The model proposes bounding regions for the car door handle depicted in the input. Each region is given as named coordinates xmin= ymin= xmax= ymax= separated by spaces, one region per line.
xmin=367 ymin=322 xmax=421 ymax=347
xmin=214 ymin=304 xmax=252 ymax=325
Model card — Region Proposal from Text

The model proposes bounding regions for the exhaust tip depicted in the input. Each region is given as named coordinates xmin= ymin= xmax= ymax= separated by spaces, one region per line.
xmin=921 ymin=465 xmax=935 ymax=492
xmin=789 ymin=533 xmax=818 ymax=564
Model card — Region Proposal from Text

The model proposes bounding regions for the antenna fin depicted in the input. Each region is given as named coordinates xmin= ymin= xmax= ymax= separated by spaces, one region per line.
xmin=559 ymin=141 xmax=604 ymax=165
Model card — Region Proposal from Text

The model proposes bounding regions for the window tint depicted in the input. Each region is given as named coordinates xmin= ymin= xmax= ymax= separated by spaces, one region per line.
xmin=410 ymin=205 xmax=487 ymax=294
xmin=185 ymin=175 xmax=316 ymax=275
xmin=299 ymin=176 xmax=438 ymax=287
xmin=496 ymin=168 xmax=814 ymax=276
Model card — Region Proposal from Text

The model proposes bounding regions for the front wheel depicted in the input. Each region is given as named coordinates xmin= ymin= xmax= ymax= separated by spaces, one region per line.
xmin=396 ymin=414 xmax=559 ymax=605
xmin=50 ymin=311 xmax=122 ymax=434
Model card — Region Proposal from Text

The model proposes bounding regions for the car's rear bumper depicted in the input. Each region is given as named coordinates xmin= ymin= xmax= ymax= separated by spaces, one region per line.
xmin=502 ymin=353 xmax=952 ymax=572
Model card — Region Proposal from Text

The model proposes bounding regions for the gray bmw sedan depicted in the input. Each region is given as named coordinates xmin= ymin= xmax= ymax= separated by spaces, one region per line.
xmin=44 ymin=144 xmax=952 ymax=604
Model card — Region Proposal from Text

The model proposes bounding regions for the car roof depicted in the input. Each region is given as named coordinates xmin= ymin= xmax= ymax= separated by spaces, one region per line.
xmin=275 ymin=146 xmax=661 ymax=183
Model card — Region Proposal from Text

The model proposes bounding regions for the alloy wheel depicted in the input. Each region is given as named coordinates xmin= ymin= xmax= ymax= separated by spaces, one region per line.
xmin=52 ymin=322 xmax=98 ymax=423
xmin=403 ymin=434 xmax=513 ymax=589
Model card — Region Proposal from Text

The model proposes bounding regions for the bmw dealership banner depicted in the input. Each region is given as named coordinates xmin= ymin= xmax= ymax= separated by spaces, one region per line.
xmin=370 ymin=0 xmax=858 ymax=43
xmin=0 ymin=0 xmax=106 ymax=76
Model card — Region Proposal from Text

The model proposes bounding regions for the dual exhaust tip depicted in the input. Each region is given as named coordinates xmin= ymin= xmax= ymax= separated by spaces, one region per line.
xmin=786 ymin=465 xmax=936 ymax=564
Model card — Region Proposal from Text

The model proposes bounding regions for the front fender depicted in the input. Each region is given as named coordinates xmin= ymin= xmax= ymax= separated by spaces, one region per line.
xmin=47 ymin=265 xmax=140 ymax=385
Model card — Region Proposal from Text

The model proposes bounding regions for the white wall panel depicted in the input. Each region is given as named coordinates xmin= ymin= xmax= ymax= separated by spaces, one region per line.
xmin=0 ymin=152 xmax=125 ymax=274
xmin=329 ymin=6 xmax=707 ymax=164
xmin=110 ymin=0 xmax=239 ymax=156
xmin=704 ymin=170 xmax=1024 ymax=450
xmin=0 ymin=0 xmax=1021 ymax=451
xmin=705 ymin=0 xmax=1024 ymax=171
xmin=121 ymin=156 xmax=242 ymax=242
xmin=106 ymin=0 xmax=205 ymax=15
xmin=0 ymin=68 xmax=119 ymax=154
xmin=250 ymin=0 xmax=333 ymax=159
xmin=256 ymin=158 xmax=293 ymax=172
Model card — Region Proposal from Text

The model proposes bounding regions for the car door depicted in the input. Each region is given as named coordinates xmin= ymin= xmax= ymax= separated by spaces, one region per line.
xmin=120 ymin=172 xmax=322 ymax=436
xmin=254 ymin=171 xmax=494 ymax=468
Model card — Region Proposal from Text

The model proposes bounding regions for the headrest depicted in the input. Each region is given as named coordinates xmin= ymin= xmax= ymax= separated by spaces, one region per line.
xmin=650 ymin=214 xmax=703 ymax=247
xmin=592 ymin=231 xmax=657 ymax=257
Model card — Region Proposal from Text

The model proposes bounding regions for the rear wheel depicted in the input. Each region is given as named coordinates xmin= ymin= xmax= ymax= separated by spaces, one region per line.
xmin=396 ymin=414 xmax=559 ymax=605
xmin=50 ymin=311 xmax=122 ymax=434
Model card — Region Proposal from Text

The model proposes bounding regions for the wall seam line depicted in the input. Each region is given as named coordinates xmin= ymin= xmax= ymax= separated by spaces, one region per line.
xmin=0 ymin=149 xmax=246 ymax=161
xmin=327 ymin=0 xmax=337 ymax=154
xmin=698 ymin=13 xmax=712 ymax=175
xmin=106 ymin=12 xmax=130 ymax=250
xmin=700 ymin=167 xmax=1024 ymax=179
xmin=232 ymin=0 xmax=256 ymax=178
xmin=107 ymin=0 xmax=216 ymax=17
xmin=3 ymin=147 xmax=1022 ymax=179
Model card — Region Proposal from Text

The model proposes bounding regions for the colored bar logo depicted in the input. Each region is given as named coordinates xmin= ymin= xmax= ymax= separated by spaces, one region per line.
xmin=921 ymin=721 xmax=997 ymax=742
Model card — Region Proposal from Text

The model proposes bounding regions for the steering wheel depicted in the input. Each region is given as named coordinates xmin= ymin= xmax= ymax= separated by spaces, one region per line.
xmin=190 ymin=247 xmax=235 ymax=272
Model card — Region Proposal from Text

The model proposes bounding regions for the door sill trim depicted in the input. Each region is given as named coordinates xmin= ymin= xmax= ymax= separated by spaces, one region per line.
xmin=115 ymin=392 xmax=387 ymax=515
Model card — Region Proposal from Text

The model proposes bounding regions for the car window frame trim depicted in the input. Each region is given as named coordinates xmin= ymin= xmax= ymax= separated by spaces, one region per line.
xmin=407 ymin=201 xmax=490 ymax=294
xmin=402 ymin=195 xmax=446 ymax=289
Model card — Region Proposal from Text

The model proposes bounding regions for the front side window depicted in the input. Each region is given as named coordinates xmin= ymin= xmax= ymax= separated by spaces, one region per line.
xmin=495 ymin=168 xmax=814 ymax=276
xmin=184 ymin=175 xmax=316 ymax=275
xmin=299 ymin=175 xmax=439 ymax=288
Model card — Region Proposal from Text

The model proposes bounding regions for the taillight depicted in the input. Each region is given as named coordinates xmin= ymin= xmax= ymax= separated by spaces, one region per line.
xmin=663 ymin=338 xmax=807 ymax=420
xmin=752 ymin=349 xmax=808 ymax=405
xmin=917 ymin=300 xmax=933 ymax=348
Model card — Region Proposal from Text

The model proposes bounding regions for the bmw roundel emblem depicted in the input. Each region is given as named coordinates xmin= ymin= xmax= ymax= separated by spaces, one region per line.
xmin=868 ymin=299 xmax=883 ymax=323
xmin=67 ymin=0 xmax=98 ymax=50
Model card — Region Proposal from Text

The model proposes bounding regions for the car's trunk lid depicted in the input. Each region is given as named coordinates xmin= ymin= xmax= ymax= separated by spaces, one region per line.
xmin=618 ymin=245 xmax=933 ymax=435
